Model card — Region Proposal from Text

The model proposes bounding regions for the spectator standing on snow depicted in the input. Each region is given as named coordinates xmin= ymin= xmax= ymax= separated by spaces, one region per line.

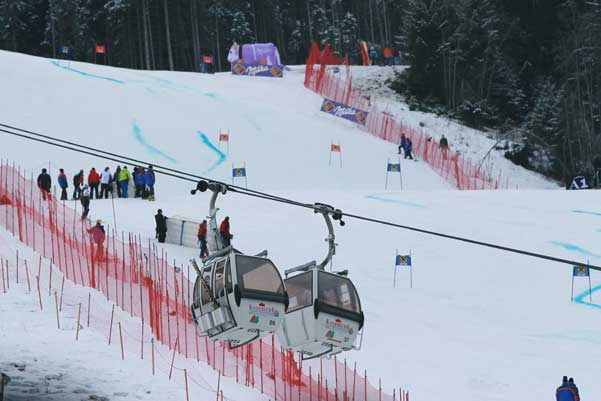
xmin=556 ymin=376 xmax=580 ymax=401
xmin=197 ymin=220 xmax=208 ymax=258
xmin=100 ymin=167 xmax=112 ymax=199
xmin=369 ymin=48 xmax=378 ymax=65
xmin=145 ymin=165 xmax=156 ymax=201
xmin=72 ymin=169 xmax=84 ymax=200
xmin=58 ymin=168 xmax=68 ymax=201
xmin=383 ymin=47 xmax=393 ymax=66
xmin=398 ymin=133 xmax=407 ymax=155
xmin=88 ymin=168 xmax=100 ymax=199
xmin=134 ymin=167 xmax=145 ymax=198
xmin=113 ymin=166 xmax=122 ymax=197
xmin=80 ymin=185 xmax=90 ymax=219
xmin=220 ymin=216 xmax=232 ymax=247
xmin=37 ymin=168 xmax=51 ymax=201
xmin=118 ymin=166 xmax=131 ymax=198
xmin=154 ymin=209 xmax=167 ymax=243
xmin=404 ymin=139 xmax=414 ymax=160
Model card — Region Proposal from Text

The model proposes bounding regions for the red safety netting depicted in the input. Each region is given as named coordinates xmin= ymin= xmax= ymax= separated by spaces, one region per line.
xmin=305 ymin=43 xmax=511 ymax=190
xmin=0 ymin=159 xmax=410 ymax=401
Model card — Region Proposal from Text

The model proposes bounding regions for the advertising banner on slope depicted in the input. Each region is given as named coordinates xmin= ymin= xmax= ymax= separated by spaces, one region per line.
xmin=320 ymin=98 xmax=369 ymax=126
xmin=231 ymin=63 xmax=284 ymax=78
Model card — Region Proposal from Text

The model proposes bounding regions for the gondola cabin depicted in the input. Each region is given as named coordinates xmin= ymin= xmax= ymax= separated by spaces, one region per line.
xmin=191 ymin=252 xmax=288 ymax=348
xmin=276 ymin=269 xmax=364 ymax=359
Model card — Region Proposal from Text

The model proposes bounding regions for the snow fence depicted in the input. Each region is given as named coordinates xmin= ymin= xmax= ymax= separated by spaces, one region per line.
xmin=0 ymin=159 xmax=410 ymax=401
xmin=304 ymin=42 xmax=511 ymax=191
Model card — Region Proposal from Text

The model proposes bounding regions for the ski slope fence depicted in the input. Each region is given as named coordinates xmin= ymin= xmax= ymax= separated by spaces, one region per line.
xmin=304 ymin=43 xmax=511 ymax=190
xmin=0 ymin=159 xmax=409 ymax=401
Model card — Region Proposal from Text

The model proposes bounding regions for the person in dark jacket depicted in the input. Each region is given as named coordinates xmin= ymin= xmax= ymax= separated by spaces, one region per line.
xmin=58 ymin=168 xmax=68 ymax=201
xmin=37 ymin=168 xmax=52 ymax=201
xmin=72 ymin=169 xmax=84 ymax=200
xmin=398 ymin=133 xmax=407 ymax=155
xmin=154 ymin=209 xmax=167 ymax=243
xmin=197 ymin=220 xmax=208 ymax=258
xmin=145 ymin=166 xmax=156 ymax=201
xmin=440 ymin=134 xmax=449 ymax=159
xmin=88 ymin=168 xmax=100 ymax=199
xmin=80 ymin=185 xmax=90 ymax=219
xmin=556 ymin=376 xmax=580 ymax=401
xmin=134 ymin=167 xmax=145 ymax=198
xmin=113 ymin=166 xmax=122 ymax=198
xmin=219 ymin=216 xmax=232 ymax=247
xmin=404 ymin=139 xmax=414 ymax=160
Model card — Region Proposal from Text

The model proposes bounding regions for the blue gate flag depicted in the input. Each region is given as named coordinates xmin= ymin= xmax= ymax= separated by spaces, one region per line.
xmin=232 ymin=167 xmax=246 ymax=178
xmin=573 ymin=265 xmax=590 ymax=277
xmin=396 ymin=255 xmax=412 ymax=267
xmin=59 ymin=45 xmax=72 ymax=55
xmin=387 ymin=163 xmax=401 ymax=172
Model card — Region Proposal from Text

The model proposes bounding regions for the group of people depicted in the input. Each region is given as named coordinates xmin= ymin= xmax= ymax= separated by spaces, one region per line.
xmin=397 ymin=134 xmax=450 ymax=160
xmin=36 ymin=165 xmax=158 ymax=218
xmin=153 ymin=210 xmax=233 ymax=259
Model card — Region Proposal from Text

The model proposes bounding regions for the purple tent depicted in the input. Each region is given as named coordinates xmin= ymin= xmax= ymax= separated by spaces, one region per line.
xmin=228 ymin=43 xmax=281 ymax=65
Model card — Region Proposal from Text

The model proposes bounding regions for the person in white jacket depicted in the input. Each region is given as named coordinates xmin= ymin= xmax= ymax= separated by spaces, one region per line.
xmin=99 ymin=167 xmax=112 ymax=199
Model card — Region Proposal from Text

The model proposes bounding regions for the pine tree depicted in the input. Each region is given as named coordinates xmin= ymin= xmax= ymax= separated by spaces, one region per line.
xmin=230 ymin=10 xmax=254 ymax=44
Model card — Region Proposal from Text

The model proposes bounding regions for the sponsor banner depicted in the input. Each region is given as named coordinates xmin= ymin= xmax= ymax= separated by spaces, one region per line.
xmin=231 ymin=63 xmax=284 ymax=78
xmin=248 ymin=302 xmax=280 ymax=326
xmin=320 ymin=98 xmax=369 ymax=126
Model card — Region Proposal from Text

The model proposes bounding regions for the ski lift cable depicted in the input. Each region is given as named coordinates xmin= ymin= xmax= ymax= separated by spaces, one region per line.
xmin=0 ymin=123 xmax=598 ymax=272
xmin=0 ymin=122 xmax=309 ymax=207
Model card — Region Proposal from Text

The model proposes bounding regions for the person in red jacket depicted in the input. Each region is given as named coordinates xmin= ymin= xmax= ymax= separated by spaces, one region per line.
xmin=197 ymin=219 xmax=208 ymax=258
xmin=219 ymin=216 xmax=232 ymax=247
xmin=87 ymin=168 xmax=100 ymax=199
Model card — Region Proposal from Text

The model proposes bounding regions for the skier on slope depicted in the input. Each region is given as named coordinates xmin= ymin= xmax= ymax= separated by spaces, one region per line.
xmin=58 ymin=168 xmax=68 ymax=201
xmin=87 ymin=219 xmax=106 ymax=260
xmin=404 ymin=138 xmax=414 ymax=160
xmin=37 ymin=168 xmax=52 ymax=201
xmin=398 ymin=133 xmax=407 ymax=155
xmin=220 ymin=216 xmax=232 ymax=247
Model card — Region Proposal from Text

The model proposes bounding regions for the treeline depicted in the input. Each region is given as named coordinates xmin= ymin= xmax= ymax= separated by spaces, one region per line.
xmin=0 ymin=0 xmax=403 ymax=70
xmin=395 ymin=0 xmax=601 ymax=181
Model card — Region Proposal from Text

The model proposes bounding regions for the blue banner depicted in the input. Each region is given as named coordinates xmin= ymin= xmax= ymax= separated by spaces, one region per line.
xmin=573 ymin=265 xmax=590 ymax=277
xmin=396 ymin=255 xmax=412 ymax=267
xmin=231 ymin=63 xmax=284 ymax=78
xmin=320 ymin=98 xmax=369 ymax=126
xmin=387 ymin=163 xmax=401 ymax=172
xmin=232 ymin=167 xmax=247 ymax=178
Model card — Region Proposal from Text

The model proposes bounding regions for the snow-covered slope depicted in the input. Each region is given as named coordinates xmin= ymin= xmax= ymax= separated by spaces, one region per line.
xmin=348 ymin=66 xmax=558 ymax=189
xmin=0 ymin=50 xmax=599 ymax=401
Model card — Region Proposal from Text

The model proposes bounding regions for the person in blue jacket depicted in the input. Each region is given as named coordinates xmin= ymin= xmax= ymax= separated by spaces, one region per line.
xmin=134 ymin=167 xmax=145 ymax=199
xmin=57 ymin=168 xmax=68 ymax=201
xmin=145 ymin=166 xmax=155 ymax=201
xmin=556 ymin=376 xmax=580 ymax=401
xmin=404 ymin=138 xmax=414 ymax=160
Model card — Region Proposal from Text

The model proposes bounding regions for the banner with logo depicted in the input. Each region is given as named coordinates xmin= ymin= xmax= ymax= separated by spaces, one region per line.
xmin=231 ymin=63 xmax=284 ymax=78
xmin=320 ymin=98 xmax=369 ymax=126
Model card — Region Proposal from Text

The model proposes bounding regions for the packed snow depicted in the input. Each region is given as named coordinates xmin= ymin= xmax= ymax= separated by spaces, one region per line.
xmin=0 ymin=50 xmax=599 ymax=401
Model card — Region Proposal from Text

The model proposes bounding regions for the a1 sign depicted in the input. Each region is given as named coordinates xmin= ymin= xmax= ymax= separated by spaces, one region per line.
xmin=568 ymin=175 xmax=590 ymax=190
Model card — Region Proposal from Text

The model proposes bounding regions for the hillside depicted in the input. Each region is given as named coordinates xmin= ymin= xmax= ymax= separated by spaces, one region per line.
xmin=0 ymin=50 xmax=600 ymax=401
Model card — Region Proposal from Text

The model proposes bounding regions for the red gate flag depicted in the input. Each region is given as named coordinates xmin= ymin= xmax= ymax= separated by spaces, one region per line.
xmin=95 ymin=45 xmax=106 ymax=54
xmin=330 ymin=144 xmax=341 ymax=152
xmin=219 ymin=133 xmax=229 ymax=142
